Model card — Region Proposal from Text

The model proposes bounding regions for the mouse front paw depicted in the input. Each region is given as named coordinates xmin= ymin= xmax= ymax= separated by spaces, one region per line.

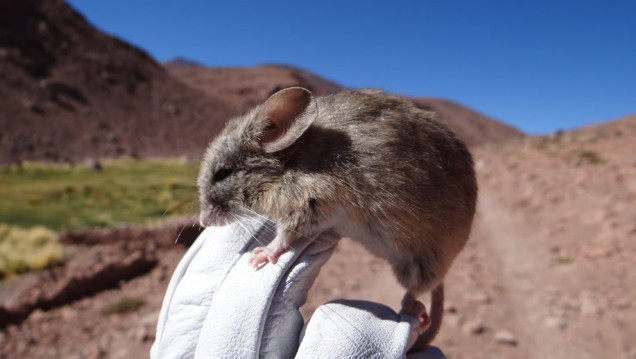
xmin=249 ymin=247 xmax=279 ymax=269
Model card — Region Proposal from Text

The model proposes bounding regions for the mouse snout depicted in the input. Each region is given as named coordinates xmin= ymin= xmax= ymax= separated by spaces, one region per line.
xmin=199 ymin=209 xmax=212 ymax=228
xmin=199 ymin=195 xmax=217 ymax=225
xmin=199 ymin=203 xmax=232 ymax=227
xmin=199 ymin=198 xmax=216 ymax=227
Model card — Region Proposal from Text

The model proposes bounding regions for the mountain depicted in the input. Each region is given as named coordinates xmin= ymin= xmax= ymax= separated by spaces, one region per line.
xmin=0 ymin=0 xmax=521 ymax=165
xmin=163 ymin=57 xmax=203 ymax=69
xmin=167 ymin=64 xmax=523 ymax=147
xmin=411 ymin=97 xmax=523 ymax=147
xmin=166 ymin=64 xmax=345 ymax=114
xmin=0 ymin=0 xmax=232 ymax=164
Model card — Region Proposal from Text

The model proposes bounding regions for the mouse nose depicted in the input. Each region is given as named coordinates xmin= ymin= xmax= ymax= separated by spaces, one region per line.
xmin=199 ymin=208 xmax=214 ymax=227
xmin=199 ymin=211 xmax=208 ymax=227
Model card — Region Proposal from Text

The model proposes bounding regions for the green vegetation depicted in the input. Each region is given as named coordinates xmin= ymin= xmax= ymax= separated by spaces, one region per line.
xmin=0 ymin=224 xmax=64 ymax=278
xmin=102 ymin=296 xmax=146 ymax=316
xmin=0 ymin=158 xmax=200 ymax=231
xmin=555 ymin=256 xmax=575 ymax=265
xmin=576 ymin=150 xmax=604 ymax=165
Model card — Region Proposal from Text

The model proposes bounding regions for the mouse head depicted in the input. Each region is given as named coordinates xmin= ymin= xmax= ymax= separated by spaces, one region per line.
xmin=198 ymin=87 xmax=318 ymax=227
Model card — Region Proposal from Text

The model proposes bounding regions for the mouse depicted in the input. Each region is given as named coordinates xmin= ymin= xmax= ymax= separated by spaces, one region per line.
xmin=198 ymin=87 xmax=477 ymax=351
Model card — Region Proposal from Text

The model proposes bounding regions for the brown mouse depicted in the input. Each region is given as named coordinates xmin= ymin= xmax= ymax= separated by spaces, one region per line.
xmin=198 ymin=87 xmax=477 ymax=350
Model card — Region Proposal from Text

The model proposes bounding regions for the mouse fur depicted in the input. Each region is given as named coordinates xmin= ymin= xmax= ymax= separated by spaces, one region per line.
xmin=198 ymin=87 xmax=478 ymax=347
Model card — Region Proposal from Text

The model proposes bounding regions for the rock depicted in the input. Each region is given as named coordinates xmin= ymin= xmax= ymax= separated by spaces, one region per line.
xmin=99 ymin=334 xmax=112 ymax=350
xmin=29 ymin=309 xmax=45 ymax=321
xmin=467 ymin=292 xmax=492 ymax=305
xmin=61 ymin=307 xmax=78 ymax=321
xmin=580 ymin=291 xmax=601 ymax=316
xmin=494 ymin=330 xmax=518 ymax=346
xmin=462 ymin=319 xmax=487 ymax=335
xmin=544 ymin=316 xmax=567 ymax=329
xmin=141 ymin=311 xmax=159 ymax=326
xmin=134 ymin=326 xmax=151 ymax=342
xmin=85 ymin=158 xmax=102 ymax=171
xmin=445 ymin=302 xmax=458 ymax=313
xmin=15 ymin=340 xmax=27 ymax=354
xmin=615 ymin=298 xmax=632 ymax=310
xmin=444 ymin=313 xmax=462 ymax=328
xmin=86 ymin=344 xmax=101 ymax=359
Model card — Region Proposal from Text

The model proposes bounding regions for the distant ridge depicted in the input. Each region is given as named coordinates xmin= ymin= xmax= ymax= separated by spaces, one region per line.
xmin=165 ymin=64 xmax=345 ymax=113
xmin=411 ymin=97 xmax=524 ymax=147
xmin=167 ymin=63 xmax=523 ymax=147
xmin=163 ymin=57 xmax=203 ymax=69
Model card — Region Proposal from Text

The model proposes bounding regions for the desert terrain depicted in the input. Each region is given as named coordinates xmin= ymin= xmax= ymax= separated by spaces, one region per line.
xmin=1 ymin=1 xmax=635 ymax=358
xmin=2 ymin=114 xmax=634 ymax=359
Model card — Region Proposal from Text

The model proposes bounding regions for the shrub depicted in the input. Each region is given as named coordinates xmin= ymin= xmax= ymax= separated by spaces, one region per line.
xmin=577 ymin=150 xmax=603 ymax=165
xmin=0 ymin=224 xmax=64 ymax=278
xmin=102 ymin=297 xmax=146 ymax=316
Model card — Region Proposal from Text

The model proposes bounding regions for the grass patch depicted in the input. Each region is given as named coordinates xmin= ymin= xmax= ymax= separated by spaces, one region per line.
xmin=0 ymin=158 xmax=200 ymax=231
xmin=0 ymin=224 xmax=64 ymax=278
xmin=575 ymin=150 xmax=604 ymax=165
xmin=102 ymin=296 xmax=146 ymax=316
xmin=555 ymin=256 xmax=574 ymax=265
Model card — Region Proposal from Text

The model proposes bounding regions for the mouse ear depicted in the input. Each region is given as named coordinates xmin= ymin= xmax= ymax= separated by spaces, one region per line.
xmin=256 ymin=87 xmax=318 ymax=153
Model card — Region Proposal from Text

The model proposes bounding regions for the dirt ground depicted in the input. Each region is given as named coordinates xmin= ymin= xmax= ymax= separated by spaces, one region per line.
xmin=2 ymin=115 xmax=635 ymax=358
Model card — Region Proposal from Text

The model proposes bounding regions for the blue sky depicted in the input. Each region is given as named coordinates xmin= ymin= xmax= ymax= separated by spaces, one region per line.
xmin=66 ymin=0 xmax=635 ymax=134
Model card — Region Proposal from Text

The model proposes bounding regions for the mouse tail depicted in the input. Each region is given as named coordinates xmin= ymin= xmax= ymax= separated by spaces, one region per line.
xmin=408 ymin=282 xmax=444 ymax=353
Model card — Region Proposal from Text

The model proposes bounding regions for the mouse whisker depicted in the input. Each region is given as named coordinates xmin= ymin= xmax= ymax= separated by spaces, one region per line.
xmin=230 ymin=214 xmax=288 ymax=271
xmin=174 ymin=220 xmax=187 ymax=244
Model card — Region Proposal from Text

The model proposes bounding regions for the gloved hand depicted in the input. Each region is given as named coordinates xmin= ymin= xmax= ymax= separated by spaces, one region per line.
xmin=151 ymin=218 xmax=446 ymax=359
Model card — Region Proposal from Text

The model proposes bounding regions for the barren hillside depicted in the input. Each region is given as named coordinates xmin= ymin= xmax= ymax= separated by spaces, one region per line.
xmin=411 ymin=97 xmax=523 ymax=147
xmin=0 ymin=0 xmax=231 ymax=164
xmin=165 ymin=63 xmax=345 ymax=113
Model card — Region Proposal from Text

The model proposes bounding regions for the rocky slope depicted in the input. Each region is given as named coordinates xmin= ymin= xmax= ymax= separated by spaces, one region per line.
xmin=0 ymin=0 xmax=231 ymax=164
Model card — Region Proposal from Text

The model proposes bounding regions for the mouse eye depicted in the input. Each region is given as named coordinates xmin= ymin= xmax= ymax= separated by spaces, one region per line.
xmin=213 ymin=168 xmax=232 ymax=182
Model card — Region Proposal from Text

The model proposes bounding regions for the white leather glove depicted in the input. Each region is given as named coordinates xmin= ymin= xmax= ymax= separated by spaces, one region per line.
xmin=151 ymin=219 xmax=445 ymax=359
